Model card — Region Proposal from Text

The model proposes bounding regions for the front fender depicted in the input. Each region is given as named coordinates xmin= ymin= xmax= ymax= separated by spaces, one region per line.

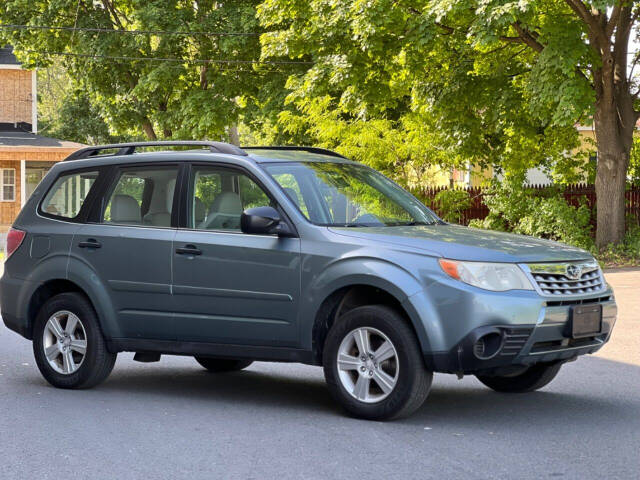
xmin=299 ymin=256 xmax=431 ymax=352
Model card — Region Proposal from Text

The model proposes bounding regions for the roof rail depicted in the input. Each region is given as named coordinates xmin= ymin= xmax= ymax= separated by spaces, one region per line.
xmin=243 ymin=146 xmax=347 ymax=159
xmin=64 ymin=141 xmax=247 ymax=161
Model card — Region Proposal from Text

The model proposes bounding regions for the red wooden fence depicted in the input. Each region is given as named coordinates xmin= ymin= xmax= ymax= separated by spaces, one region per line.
xmin=419 ymin=183 xmax=640 ymax=229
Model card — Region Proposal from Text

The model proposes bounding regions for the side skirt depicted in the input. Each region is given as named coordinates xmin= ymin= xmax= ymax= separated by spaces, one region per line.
xmin=107 ymin=338 xmax=316 ymax=365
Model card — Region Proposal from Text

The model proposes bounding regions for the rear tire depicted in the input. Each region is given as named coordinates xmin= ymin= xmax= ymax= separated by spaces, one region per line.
xmin=194 ymin=357 xmax=253 ymax=372
xmin=33 ymin=292 xmax=116 ymax=389
xmin=323 ymin=305 xmax=432 ymax=420
xmin=476 ymin=362 xmax=562 ymax=393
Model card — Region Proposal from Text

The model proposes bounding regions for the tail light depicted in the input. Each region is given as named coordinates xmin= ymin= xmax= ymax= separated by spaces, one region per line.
xmin=5 ymin=228 xmax=26 ymax=259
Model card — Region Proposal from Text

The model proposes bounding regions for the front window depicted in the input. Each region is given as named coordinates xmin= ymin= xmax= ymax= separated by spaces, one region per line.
xmin=188 ymin=166 xmax=273 ymax=231
xmin=264 ymin=162 xmax=438 ymax=226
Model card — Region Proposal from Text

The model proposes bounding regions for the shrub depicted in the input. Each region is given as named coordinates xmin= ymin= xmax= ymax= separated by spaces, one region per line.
xmin=597 ymin=221 xmax=640 ymax=266
xmin=470 ymin=178 xmax=595 ymax=251
xmin=433 ymin=189 xmax=471 ymax=224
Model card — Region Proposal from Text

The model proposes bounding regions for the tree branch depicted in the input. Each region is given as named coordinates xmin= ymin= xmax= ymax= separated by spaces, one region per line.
xmin=613 ymin=6 xmax=633 ymax=68
xmin=606 ymin=3 xmax=622 ymax=38
xmin=498 ymin=36 xmax=523 ymax=44
xmin=434 ymin=22 xmax=455 ymax=35
xmin=563 ymin=0 xmax=599 ymax=30
xmin=563 ymin=0 xmax=608 ymax=51
xmin=512 ymin=22 xmax=544 ymax=53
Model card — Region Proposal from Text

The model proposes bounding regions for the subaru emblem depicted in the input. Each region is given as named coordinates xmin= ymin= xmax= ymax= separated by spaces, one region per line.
xmin=566 ymin=264 xmax=582 ymax=280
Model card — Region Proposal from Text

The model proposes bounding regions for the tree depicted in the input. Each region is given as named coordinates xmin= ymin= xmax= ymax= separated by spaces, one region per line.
xmin=259 ymin=0 xmax=640 ymax=247
xmin=0 ymin=0 xmax=280 ymax=143
xmin=38 ymin=65 xmax=120 ymax=144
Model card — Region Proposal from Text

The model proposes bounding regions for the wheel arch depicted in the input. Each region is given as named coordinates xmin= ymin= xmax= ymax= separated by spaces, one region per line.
xmin=25 ymin=258 xmax=120 ymax=341
xmin=310 ymin=283 xmax=429 ymax=365
xmin=27 ymin=279 xmax=92 ymax=338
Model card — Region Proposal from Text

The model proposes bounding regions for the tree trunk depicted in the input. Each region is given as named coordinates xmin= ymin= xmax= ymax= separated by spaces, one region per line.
xmin=593 ymin=98 xmax=634 ymax=248
xmin=142 ymin=119 xmax=157 ymax=140
xmin=228 ymin=124 xmax=240 ymax=146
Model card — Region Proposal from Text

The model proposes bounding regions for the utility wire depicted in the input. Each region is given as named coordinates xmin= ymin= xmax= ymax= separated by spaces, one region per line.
xmin=0 ymin=23 xmax=260 ymax=36
xmin=22 ymin=49 xmax=313 ymax=66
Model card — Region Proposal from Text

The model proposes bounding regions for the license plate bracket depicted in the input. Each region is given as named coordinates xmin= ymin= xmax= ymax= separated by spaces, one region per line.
xmin=570 ymin=304 xmax=602 ymax=338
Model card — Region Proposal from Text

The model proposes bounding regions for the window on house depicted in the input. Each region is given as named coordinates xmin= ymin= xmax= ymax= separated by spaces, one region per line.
xmin=1 ymin=168 xmax=15 ymax=202
xmin=40 ymin=170 xmax=99 ymax=219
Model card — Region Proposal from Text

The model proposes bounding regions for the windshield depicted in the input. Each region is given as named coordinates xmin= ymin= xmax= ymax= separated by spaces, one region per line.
xmin=263 ymin=162 xmax=440 ymax=227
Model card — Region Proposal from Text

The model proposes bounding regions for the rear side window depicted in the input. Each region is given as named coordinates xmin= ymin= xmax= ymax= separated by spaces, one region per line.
xmin=40 ymin=171 xmax=100 ymax=219
xmin=102 ymin=166 xmax=179 ymax=227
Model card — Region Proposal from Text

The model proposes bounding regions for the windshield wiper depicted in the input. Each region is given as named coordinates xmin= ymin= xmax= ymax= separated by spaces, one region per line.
xmin=387 ymin=221 xmax=436 ymax=226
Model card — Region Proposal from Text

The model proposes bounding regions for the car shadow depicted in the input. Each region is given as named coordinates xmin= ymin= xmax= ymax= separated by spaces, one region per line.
xmin=36 ymin=355 xmax=628 ymax=426
xmin=92 ymin=361 xmax=341 ymax=414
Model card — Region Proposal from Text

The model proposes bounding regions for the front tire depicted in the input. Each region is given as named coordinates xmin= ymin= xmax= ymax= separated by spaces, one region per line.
xmin=33 ymin=292 xmax=116 ymax=389
xmin=476 ymin=362 xmax=562 ymax=393
xmin=323 ymin=305 xmax=432 ymax=420
xmin=194 ymin=357 xmax=253 ymax=372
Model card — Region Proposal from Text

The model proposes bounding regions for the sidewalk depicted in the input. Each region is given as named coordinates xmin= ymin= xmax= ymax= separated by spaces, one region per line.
xmin=600 ymin=268 xmax=640 ymax=366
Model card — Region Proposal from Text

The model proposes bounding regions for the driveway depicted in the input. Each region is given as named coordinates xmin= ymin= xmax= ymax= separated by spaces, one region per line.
xmin=0 ymin=269 xmax=638 ymax=479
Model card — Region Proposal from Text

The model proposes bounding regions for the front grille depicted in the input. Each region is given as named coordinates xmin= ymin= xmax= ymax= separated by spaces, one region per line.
xmin=531 ymin=335 xmax=604 ymax=353
xmin=546 ymin=295 xmax=611 ymax=307
xmin=527 ymin=262 xmax=605 ymax=296
xmin=499 ymin=328 xmax=533 ymax=356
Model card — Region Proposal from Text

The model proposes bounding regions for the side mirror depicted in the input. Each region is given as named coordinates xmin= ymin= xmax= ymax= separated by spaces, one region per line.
xmin=241 ymin=206 xmax=294 ymax=236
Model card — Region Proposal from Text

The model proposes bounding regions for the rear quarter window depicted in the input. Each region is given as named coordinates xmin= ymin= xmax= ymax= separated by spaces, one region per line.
xmin=40 ymin=170 xmax=100 ymax=220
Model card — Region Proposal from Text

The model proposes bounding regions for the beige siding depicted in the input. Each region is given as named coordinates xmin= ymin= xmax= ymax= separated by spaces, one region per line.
xmin=0 ymin=70 xmax=33 ymax=125
xmin=0 ymin=149 xmax=79 ymax=225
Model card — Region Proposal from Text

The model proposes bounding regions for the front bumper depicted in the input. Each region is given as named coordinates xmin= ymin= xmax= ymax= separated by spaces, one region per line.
xmin=423 ymin=296 xmax=616 ymax=374
xmin=403 ymin=272 xmax=617 ymax=374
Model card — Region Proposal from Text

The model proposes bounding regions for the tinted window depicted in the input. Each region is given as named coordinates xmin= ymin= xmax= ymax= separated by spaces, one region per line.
xmin=41 ymin=170 xmax=99 ymax=219
xmin=190 ymin=167 xmax=272 ymax=231
xmin=102 ymin=167 xmax=178 ymax=227
xmin=264 ymin=162 xmax=438 ymax=226
xmin=268 ymin=172 xmax=309 ymax=217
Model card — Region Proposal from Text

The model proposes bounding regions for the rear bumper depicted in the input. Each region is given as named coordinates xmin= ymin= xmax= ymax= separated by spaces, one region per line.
xmin=0 ymin=273 xmax=34 ymax=340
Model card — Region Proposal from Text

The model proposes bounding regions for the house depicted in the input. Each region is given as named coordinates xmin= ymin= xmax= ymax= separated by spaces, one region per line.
xmin=458 ymin=125 xmax=604 ymax=188
xmin=0 ymin=46 xmax=83 ymax=229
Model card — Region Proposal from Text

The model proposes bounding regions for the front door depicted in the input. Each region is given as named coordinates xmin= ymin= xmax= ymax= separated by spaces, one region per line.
xmin=70 ymin=164 xmax=179 ymax=340
xmin=172 ymin=165 xmax=301 ymax=346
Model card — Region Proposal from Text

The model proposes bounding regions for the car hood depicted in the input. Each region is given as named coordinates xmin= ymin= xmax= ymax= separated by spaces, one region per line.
xmin=329 ymin=224 xmax=593 ymax=263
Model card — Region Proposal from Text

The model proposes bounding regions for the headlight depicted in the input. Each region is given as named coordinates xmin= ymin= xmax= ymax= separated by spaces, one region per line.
xmin=438 ymin=259 xmax=533 ymax=291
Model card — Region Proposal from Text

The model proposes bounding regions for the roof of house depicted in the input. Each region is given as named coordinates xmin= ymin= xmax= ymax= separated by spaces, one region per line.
xmin=0 ymin=46 xmax=20 ymax=66
xmin=0 ymin=130 xmax=84 ymax=149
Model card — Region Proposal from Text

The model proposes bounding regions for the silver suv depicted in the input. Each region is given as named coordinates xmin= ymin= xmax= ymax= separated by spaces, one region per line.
xmin=1 ymin=141 xmax=617 ymax=420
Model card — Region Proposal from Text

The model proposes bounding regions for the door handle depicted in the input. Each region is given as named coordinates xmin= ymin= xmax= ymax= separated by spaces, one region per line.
xmin=78 ymin=239 xmax=101 ymax=249
xmin=175 ymin=245 xmax=202 ymax=256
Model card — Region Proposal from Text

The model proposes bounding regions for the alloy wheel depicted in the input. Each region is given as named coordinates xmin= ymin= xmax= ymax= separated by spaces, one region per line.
xmin=336 ymin=327 xmax=399 ymax=403
xmin=42 ymin=310 xmax=87 ymax=375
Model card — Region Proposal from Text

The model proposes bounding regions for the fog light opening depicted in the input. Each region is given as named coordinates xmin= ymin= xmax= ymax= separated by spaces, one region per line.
xmin=473 ymin=332 xmax=504 ymax=360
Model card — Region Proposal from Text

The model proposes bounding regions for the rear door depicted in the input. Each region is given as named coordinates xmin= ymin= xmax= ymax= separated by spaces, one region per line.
xmin=171 ymin=164 xmax=301 ymax=346
xmin=69 ymin=164 xmax=181 ymax=340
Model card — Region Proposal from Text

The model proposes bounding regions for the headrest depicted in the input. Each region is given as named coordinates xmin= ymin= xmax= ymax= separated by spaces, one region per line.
xmin=110 ymin=194 xmax=141 ymax=223
xmin=194 ymin=197 xmax=206 ymax=223
xmin=210 ymin=191 xmax=242 ymax=215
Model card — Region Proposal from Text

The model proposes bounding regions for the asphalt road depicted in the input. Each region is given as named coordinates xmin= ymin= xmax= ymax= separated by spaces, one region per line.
xmin=1 ymin=270 xmax=639 ymax=480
